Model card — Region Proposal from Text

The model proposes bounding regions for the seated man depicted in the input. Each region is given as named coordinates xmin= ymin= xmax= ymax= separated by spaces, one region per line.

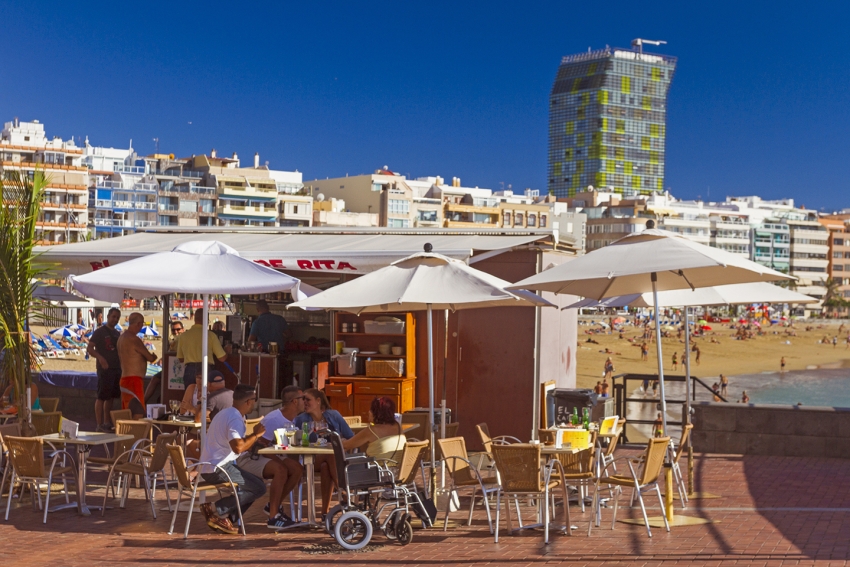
xmin=255 ymin=386 xmax=305 ymax=511
xmin=199 ymin=385 xmax=297 ymax=534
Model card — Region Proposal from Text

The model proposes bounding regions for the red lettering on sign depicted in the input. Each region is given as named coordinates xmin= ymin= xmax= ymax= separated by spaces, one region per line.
xmin=90 ymin=261 xmax=103 ymax=271
xmin=103 ymin=259 xmax=111 ymax=267
xmin=297 ymin=260 xmax=314 ymax=270
xmin=315 ymin=259 xmax=335 ymax=270
xmin=337 ymin=261 xmax=356 ymax=271
xmin=254 ymin=260 xmax=271 ymax=267
xmin=269 ymin=259 xmax=285 ymax=268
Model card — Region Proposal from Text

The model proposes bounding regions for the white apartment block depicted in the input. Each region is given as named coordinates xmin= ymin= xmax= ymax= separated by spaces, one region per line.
xmin=0 ymin=119 xmax=89 ymax=245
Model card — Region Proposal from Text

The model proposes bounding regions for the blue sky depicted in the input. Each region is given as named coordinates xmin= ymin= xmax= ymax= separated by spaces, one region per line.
xmin=1 ymin=1 xmax=848 ymax=210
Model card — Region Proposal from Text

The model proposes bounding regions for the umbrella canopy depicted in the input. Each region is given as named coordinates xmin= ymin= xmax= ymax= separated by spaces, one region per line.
xmin=290 ymin=248 xmax=553 ymax=494
xmin=49 ymin=326 xmax=80 ymax=338
xmin=565 ymin=282 xmax=817 ymax=310
xmin=138 ymin=325 xmax=160 ymax=338
xmin=69 ymin=240 xmax=313 ymax=450
xmin=70 ymin=240 xmax=313 ymax=303
xmin=292 ymin=251 xmax=553 ymax=313
xmin=510 ymin=228 xmax=789 ymax=299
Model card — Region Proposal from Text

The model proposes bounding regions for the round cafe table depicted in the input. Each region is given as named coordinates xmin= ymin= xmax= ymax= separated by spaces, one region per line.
xmin=258 ymin=445 xmax=333 ymax=527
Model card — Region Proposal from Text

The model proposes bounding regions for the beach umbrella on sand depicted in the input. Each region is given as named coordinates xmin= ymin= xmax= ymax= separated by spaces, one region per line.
xmin=69 ymin=241 xmax=315 ymax=450
xmin=137 ymin=325 xmax=160 ymax=338
xmin=510 ymin=222 xmax=791 ymax=524
xmin=291 ymin=244 xmax=554 ymax=496
xmin=50 ymin=326 xmax=80 ymax=338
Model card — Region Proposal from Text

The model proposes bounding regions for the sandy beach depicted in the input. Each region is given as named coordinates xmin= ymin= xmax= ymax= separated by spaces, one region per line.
xmin=574 ymin=318 xmax=850 ymax=394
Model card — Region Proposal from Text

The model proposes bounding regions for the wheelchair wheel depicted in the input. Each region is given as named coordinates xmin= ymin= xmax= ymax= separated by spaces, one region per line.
xmin=325 ymin=504 xmax=344 ymax=534
xmin=396 ymin=518 xmax=413 ymax=546
xmin=334 ymin=510 xmax=373 ymax=551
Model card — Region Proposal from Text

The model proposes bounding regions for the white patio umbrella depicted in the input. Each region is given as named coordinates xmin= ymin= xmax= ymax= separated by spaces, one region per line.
xmin=510 ymin=224 xmax=792 ymax=522
xmin=70 ymin=241 xmax=313 ymax=449
xmin=291 ymin=245 xmax=554 ymax=494
xmin=564 ymin=282 xmax=817 ymax=310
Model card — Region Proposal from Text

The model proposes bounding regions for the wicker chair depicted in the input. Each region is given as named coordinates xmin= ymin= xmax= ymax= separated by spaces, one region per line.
xmin=31 ymin=412 xmax=62 ymax=436
xmin=436 ymin=436 xmax=500 ymax=533
xmin=671 ymin=424 xmax=693 ymax=506
xmin=342 ymin=415 xmax=361 ymax=427
xmin=88 ymin=420 xmax=152 ymax=487
xmin=392 ymin=439 xmax=429 ymax=490
xmin=0 ymin=423 xmax=22 ymax=497
xmin=110 ymin=409 xmax=132 ymax=424
xmin=558 ymin=444 xmax=596 ymax=514
xmin=3 ymin=436 xmax=77 ymax=524
xmin=166 ymin=444 xmax=246 ymax=538
xmin=39 ymin=398 xmax=59 ymax=412
xmin=490 ymin=443 xmax=570 ymax=544
xmin=590 ymin=436 xmax=670 ymax=538
xmin=101 ymin=431 xmax=177 ymax=519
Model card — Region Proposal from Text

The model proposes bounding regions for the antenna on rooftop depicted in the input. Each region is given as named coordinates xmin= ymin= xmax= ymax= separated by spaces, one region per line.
xmin=631 ymin=38 xmax=667 ymax=54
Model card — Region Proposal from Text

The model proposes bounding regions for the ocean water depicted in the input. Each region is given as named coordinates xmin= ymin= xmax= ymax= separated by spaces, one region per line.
xmin=623 ymin=367 xmax=850 ymax=440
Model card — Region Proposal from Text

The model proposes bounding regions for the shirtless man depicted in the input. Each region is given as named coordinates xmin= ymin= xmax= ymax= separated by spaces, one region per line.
xmin=117 ymin=312 xmax=157 ymax=418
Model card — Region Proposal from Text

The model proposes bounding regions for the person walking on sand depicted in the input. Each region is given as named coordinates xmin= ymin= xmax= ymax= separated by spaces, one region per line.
xmin=671 ymin=351 xmax=678 ymax=371
xmin=692 ymin=343 xmax=701 ymax=365
xmin=653 ymin=412 xmax=664 ymax=438
xmin=603 ymin=357 xmax=614 ymax=381
xmin=720 ymin=374 xmax=729 ymax=399
xmin=833 ymin=336 xmax=838 ymax=348
xmin=781 ymin=356 xmax=786 ymax=373
xmin=640 ymin=342 xmax=649 ymax=362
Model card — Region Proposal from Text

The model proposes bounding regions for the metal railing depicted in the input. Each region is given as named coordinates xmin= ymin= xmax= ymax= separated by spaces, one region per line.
xmin=612 ymin=373 xmax=725 ymax=444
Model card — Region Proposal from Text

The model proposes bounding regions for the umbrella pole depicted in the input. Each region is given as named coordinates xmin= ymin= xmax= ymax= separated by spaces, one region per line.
xmin=441 ymin=309 xmax=448 ymax=489
xmin=200 ymin=294 xmax=209 ymax=452
xmin=427 ymin=304 xmax=437 ymax=499
xmin=684 ymin=306 xmax=694 ymax=496
xmin=651 ymin=274 xmax=674 ymax=523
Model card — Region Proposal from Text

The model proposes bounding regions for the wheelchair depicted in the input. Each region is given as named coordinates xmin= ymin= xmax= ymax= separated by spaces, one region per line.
xmin=323 ymin=430 xmax=432 ymax=550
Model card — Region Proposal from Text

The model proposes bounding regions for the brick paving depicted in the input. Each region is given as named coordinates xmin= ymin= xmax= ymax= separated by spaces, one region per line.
xmin=2 ymin=450 xmax=849 ymax=566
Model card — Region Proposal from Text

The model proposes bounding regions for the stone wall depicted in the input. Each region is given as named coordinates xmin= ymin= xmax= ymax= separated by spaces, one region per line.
xmin=692 ymin=402 xmax=850 ymax=459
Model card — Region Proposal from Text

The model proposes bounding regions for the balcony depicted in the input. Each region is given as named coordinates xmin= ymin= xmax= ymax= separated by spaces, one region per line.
xmin=159 ymin=204 xmax=179 ymax=212
xmin=218 ymin=185 xmax=278 ymax=201
xmin=217 ymin=203 xmax=277 ymax=218
xmin=113 ymin=164 xmax=146 ymax=175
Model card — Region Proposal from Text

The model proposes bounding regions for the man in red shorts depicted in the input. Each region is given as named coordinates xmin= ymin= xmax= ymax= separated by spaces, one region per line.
xmin=117 ymin=312 xmax=157 ymax=418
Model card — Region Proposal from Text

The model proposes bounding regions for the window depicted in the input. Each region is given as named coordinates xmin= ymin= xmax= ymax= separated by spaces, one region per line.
xmin=388 ymin=218 xmax=409 ymax=228
xmin=835 ymin=265 xmax=844 ymax=271
xmin=178 ymin=201 xmax=197 ymax=213
xmin=199 ymin=199 xmax=215 ymax=213
xmin=503 ymin=212 xmax=511 ymax=226
xmin=418 ymin=210 xmax=438 ymax=222
xmin=387 ymin=199 xmax=409 ymax=215
xmin=514 ymin=213 xmax=524 ymax=226
xmin=371 ymin=183 xmax=384 ymax=192
xmin=834 ymin=238 xmax=844 ymax=246
xmin=540 ymin=215 xmax=547 ymax=228
xmin=528 ymin=214 xmax=537 ymax=227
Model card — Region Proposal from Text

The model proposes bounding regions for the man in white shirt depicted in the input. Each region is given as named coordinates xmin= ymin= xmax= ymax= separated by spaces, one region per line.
xmin=259 ymin=385 xmax=304 ymax=441
xmin=199 ymin=385 xmax=296 ymax=533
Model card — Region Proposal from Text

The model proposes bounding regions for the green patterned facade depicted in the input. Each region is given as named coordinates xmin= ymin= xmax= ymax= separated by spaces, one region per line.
xmin=548 ymin=48 xmax=676 ymax=198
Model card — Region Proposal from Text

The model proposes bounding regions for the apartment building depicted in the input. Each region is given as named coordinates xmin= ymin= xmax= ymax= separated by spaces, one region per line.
xmin=819 ymin=215 xmax=850 ymax=307
xmin=312 ymin=198 xmax=378 ymax=227
xmin=0 ymin=119 xmax=89 ymax=245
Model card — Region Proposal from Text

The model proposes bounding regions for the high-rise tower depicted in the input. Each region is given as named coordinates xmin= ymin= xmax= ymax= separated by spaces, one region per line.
xmin=548 ymin=42 xmax=676 ymax=198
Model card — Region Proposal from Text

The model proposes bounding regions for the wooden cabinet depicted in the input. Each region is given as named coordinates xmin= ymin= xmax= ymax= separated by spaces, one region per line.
xmin=326 ymin=376 xmax=416 ymax=421
xmin=325 ymin=311 xmax=417 ymax=418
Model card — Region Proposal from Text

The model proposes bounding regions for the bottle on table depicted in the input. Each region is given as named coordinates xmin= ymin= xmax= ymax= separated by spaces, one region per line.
xmin=302 ymin=422 xmax=310 ymax=447
xmin=582 ymin=407 xmax=590 ymax=430
xmin=571 ymin=407 xmax=579 ymax=426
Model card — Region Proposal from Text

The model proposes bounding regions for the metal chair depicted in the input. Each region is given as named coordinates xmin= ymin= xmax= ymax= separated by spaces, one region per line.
xmin=166 ymin=444 xmax=246 ymax=538
xmin=30 ymin=412 xmax=62 ymax=436
xmin=491 ymin=443 xmax=570 ymax=544
xmin=436 ymin=436 xmax=499 ymax=533
xmin=590 ymin=436 xmax=670 ymax=538
xmin=101 ymin=432 xmax=177 ymax=519
xmin=671 ymin=424 xmax=693 ymax=507
xmin=600 ymin=418 xmax=626 ymax=473
xmin=3 ymin=436 xmax=77 ymax=524
xmin=89 ymin=420 xmax=152 ymax=470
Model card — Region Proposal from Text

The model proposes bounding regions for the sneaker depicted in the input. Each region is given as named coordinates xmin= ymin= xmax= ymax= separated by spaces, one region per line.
xmin=267 ymin=513 xmax=299 ymax=530
xmin=263 ymin=503 xmax=293 ymax=522
xmin=207 ymin=514 xmax=239 ymax=535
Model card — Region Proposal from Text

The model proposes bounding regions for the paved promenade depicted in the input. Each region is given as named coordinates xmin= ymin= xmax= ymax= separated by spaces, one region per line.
xmin=2 ymin=451 xmax=848 ymax=566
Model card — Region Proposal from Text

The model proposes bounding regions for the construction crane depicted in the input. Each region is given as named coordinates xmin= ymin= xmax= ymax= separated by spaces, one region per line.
xmin=631 ymin=38 xmax=667 ymax=54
